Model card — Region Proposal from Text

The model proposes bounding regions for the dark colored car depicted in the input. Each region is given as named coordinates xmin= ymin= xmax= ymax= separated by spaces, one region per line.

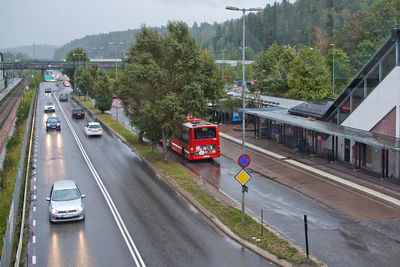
xmin=72 ymin=108 xmax=85 ymax=119
xmin=46 ymin=117 xmax=61 ymax=131
xmin=45 ymin=88 xmax=51 ymax=93
xmin=59 ymin=94 xmax=68 ymax=102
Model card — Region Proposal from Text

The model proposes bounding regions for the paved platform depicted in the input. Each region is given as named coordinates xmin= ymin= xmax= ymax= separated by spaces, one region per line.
xmin=219 ymin=123 xmax=400 ymax=221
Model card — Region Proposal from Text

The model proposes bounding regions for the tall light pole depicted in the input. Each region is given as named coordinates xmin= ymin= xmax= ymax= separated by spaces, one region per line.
xmin=109 ymin=41 xmax=123 ymax=122
xmin=330 ymin=43 xmax=335 ymax=93
xmin=226 ymin=6 xmax=262 ymax=154
xmin=73 ymin=52 xmax=84 ymax=67
xmin=226 ymin=5 xmax=262 ymax=225
xmin=109 ymin=42 xmax=123 ymax=80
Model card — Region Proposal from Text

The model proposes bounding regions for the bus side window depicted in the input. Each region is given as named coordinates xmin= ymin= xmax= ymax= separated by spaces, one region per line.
xmin=182 ymin=127 xmax=189 ymax=143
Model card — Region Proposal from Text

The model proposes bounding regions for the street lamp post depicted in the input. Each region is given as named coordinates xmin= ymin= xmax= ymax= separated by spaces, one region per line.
xmin=226 ymin=5 xmax=262 ymax=224
xmin=109 ymin=42 xmax=123 ymax=122
xmin=331 ymin=43 xmax=335 ymax=93
xmin=73 ymin=52 xmax=84 ymax=67
xmin=226 ymin=6 xmax=262 ymax=154
xmin=109 ymin=42 xmax=123 ymax=80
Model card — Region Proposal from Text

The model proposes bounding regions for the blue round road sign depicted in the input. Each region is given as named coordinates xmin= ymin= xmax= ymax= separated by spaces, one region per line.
xmin=238 ymin=154 xmax=251 ymax=168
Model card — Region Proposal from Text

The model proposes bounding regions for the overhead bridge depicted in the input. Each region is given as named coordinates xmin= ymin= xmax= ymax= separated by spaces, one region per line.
xmin=0 ymin=59 xmax=124 ymax=70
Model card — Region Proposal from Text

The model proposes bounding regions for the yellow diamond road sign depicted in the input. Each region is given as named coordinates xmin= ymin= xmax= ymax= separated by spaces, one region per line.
xmin=235 ymin=169 xmax=251 ymax=185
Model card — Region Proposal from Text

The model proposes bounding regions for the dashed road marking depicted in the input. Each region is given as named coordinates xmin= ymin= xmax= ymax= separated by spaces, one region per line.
xmin=32 ymin=255 xmax=36 ymax=264
xmin=33 ymin=235 xmax=36 ymax=243
xmin=33 ymin=206 xmax=36 ymax=212
xmin=33 ymin=220 xmax=36 ymax=226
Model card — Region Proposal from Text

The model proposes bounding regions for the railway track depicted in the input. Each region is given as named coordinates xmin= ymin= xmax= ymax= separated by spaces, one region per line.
xmin=0 ymin=77 xmax=30 ymax=130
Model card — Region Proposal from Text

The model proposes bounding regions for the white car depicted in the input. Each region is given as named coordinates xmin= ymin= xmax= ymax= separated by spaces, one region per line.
xmin=44 ymin=101 xmax=55 ymax=113
xmin=64 ymin=80 xmax=70 ymax=87
xmin=84 ymin=122 xmax=103 ymax=136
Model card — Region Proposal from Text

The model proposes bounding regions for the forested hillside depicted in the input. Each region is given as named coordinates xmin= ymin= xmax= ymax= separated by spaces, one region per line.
xmin=193 ymin=0 xmax=379 ymax=60
xmin=53 ymin=0 xmax=399 ymax=75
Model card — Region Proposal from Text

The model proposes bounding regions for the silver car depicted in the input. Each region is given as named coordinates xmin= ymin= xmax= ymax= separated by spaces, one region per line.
xmin=46 ymin=180 xmax=85 ymax=223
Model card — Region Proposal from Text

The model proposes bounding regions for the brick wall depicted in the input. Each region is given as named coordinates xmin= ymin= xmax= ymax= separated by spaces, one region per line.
xmin=370 ymin=107 xmax=396 ymax=137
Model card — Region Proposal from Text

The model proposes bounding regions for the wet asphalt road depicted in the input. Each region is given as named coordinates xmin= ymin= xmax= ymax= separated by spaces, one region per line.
xmin=176 ymin=147 xmax=400 ymax=267
xmin=111 ymin=95 xmax=400 ymax=267
xmin=27 ymin=82 xmax=272 ymax=267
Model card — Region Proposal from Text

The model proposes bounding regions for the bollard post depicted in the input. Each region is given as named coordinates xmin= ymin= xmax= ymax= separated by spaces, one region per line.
xmin=304 ymin=214 xmax=309 ymax=258
xmin=261 ymin=209 xmax=264 ymax=237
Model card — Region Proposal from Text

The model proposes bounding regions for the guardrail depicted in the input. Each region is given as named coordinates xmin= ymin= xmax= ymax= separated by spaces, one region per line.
xmin=0 ymin=86 xmax=35 ymax=267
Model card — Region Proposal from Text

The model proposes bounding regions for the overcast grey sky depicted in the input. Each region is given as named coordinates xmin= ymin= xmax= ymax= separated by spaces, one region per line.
xmin=0 ymin=0 xmax=277 ymax=49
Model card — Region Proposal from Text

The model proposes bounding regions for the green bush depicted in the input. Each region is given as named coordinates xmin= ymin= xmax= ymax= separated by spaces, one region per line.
xmin=5 ymin=136 xmax=18 ymax=150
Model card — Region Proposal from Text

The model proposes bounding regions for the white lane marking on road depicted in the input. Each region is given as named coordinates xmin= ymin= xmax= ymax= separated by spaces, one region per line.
xmin=33 ymin=185 xmax=36 ymax=190
xmin=33 ymin=194 xmax=36 ymax=200
xmin=55 ymin=95 xmax=146 ymax=267
xmin=33 ymin=220 xmax=36 ymax=226
xmin=33 ymin=206 xmax=36 ymax=212
xmin=32 ymin=255 xmax=36 ymax=264
xmin=33 ymin=236 xmax=36 ymax=243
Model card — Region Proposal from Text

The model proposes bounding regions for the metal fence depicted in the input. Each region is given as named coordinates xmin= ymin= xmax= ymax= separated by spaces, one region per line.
xmin=0 ymin=91 xmax=35 ymax=267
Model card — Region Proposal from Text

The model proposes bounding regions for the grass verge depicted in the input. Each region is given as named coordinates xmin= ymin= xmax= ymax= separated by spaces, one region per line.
xmin=0 ymin=89 xmax=34 ymax=255
xmin=76 ymin=96 xmax=316 ymax=266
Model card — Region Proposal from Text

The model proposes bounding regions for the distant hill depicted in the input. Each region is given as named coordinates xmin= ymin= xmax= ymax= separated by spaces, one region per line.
xmin=53 ymin=0 xmax=379 ymax=62
xmin=1 ymin=44 xmax=58 ymax=59
xmin=53 ymin=29 xmax=142 ymax=60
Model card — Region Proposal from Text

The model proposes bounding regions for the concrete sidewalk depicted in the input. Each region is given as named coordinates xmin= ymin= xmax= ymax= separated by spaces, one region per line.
xmin=219 ymin=122 xmax=400 ymax=208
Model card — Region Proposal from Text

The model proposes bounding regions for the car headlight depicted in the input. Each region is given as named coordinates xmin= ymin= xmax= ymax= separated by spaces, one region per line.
xmin=57 ymin=123 xmax=60 ymax=126
xmin=75 ymin=207 xmax=83 ymax=212
xmin=47 ymin=123 xmax=50 ymax=127
xmin=51 ymin=208 xmax=59 ymax=214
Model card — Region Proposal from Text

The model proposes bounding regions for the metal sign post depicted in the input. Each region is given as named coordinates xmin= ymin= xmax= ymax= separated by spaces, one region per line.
xmin=236 ymin=154 xmax=251 ymax=224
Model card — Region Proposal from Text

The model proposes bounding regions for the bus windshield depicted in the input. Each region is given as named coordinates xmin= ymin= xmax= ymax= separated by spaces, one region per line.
xmin=194 ymin=127 xmax=216 ymax=139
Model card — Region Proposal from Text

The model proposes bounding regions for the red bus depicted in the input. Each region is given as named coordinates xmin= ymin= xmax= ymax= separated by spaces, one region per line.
xmin=171 ymin=117 xmax=220 ymax=160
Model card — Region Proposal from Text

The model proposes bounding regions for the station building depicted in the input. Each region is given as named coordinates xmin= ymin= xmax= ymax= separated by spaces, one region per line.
xmin=245 ymin=25 xmax=400 ymax=180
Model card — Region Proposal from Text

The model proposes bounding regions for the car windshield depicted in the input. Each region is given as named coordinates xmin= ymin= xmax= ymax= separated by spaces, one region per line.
xmin=73 ymin=109 xmax=83 ymax=112
xmin=47 ymin=117 xmax=59 ymax=122
xmin=194 ymin=127 xmax=216 ymax=139
xmin=89 ymin=124 xmax=101 ymax=129
xmin=46 ymin=102 xmax=53 ymax=105
xmin=52 ymin=189 xmax=80 ymax=201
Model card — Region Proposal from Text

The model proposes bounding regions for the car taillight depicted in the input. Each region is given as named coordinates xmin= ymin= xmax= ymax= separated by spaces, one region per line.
xmin=73 ymin=112 xmax=76 ymax=114
xmin=82 ymin=112 xmax=85 ymax=114
xmin=99 ymin=128 xmax=102 ymax=131
xmin=190 ymin=147 xmax=194 ymax=154
xmin=88 ymin=129 xmax=92 ymax=131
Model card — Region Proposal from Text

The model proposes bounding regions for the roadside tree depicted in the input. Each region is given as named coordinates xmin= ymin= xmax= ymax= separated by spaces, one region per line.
xmin=119 ymin=22 xmax=224 ymax=160
xmin=287 ymin=46 xmax=331 ymax=100
xmin=93 ymin=70 xmax=112 ymax=113
xmin=254 ymin=44 xmax=296 ymax=96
